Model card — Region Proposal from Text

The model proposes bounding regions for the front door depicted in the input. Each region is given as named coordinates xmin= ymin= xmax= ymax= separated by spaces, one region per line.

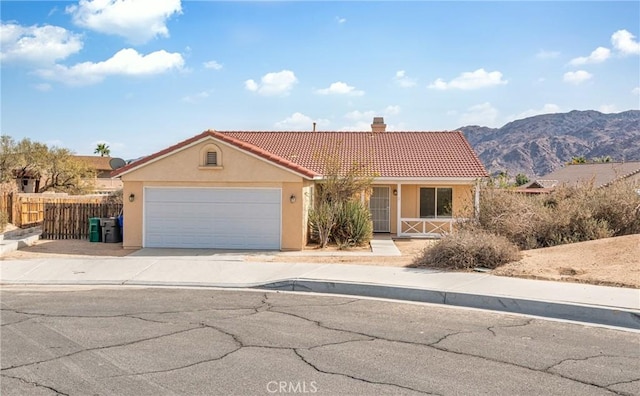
xmin=370 ymin=186 xmax=390 ymax=233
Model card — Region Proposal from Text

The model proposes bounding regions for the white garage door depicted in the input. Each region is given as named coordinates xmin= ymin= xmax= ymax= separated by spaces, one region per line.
xmin=144 ymin=188 xmax=281 ymax=249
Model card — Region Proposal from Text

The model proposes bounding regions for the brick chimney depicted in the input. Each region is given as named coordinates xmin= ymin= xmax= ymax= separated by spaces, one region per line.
xmin=371 ymin=117 xmax=386 ymax=133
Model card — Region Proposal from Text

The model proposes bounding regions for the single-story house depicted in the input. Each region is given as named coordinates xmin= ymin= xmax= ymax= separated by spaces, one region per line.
xmin=519 ymin=161 xmax=640 ymax=194
xmin=111 ymin=118 xmax=488 ymax=250
xmin=74 ymin=156 xmax=123 ymax=195
xmin=14 ymin=156 xmax=123 ymax=194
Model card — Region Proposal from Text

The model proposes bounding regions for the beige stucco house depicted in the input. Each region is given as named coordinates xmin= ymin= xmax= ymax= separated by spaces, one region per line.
xmin=111 ymin=118 xmax=488 ymax=250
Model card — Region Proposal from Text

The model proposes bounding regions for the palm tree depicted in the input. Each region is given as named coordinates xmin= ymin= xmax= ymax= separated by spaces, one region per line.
xmin=94 ymin=143 xmax=111 ymax=157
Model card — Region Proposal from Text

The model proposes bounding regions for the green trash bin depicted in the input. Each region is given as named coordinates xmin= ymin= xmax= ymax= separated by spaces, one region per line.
xmin=89 ymin=217 xmax=101 ymax=242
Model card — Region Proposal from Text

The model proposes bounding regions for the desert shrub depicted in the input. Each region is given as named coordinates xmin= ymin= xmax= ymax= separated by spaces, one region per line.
xmin=582 ymin=181 xmax=640 ymax=235
xmin=477 ymin=182 xmax=640 ymax=250
xmin=477 ymin=187 xmax=544 ymax=249
xmin=411 ymin=228 xmax=521 ymax=269
xmin=0 ymin=211 xmax=8 ymax=233
xmin=333 ymin=201 xmax=373 ymax=249
xmin=308 ymin=201 xmax=335 ymax=248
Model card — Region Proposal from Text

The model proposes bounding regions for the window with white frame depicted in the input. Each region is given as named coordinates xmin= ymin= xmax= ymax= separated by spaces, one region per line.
xmin=419 ymin=187 xmax=453 ymax=218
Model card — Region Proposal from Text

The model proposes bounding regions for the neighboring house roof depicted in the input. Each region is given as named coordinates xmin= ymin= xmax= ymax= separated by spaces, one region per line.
xmin=74 ymin=156 xmax=113 ymax=172
xmin=528 ymin=179 xmax=559 ymax=189
xmin=112 ymin=130 xmax=489 ymax=179
xmin=523 ymin=161 xmax=640 ymax=189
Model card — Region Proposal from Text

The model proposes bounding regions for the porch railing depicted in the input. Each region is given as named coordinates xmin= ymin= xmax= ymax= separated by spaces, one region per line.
xmin=399 ymin=218 xmax=454 ymax=237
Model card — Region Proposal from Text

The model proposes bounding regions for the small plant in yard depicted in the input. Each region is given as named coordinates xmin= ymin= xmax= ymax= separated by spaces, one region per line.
xmin=411 ymin=228 xmax=521 ymax=270
xmin=333 ymin=201 xmax=373 ymax=249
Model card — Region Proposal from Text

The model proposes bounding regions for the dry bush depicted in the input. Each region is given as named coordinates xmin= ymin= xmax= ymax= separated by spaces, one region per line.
xmin=477 ymin=187 xmax=544 ymax=249
xmin=477 ymin=182 xmax=640 ymax=249
xmin=411 ymin=228 xmax=521 ymax=270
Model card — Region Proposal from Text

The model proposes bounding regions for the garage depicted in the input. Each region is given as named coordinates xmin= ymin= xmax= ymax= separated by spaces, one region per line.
xmin=144 ymin=187 xmax=281 ymax=249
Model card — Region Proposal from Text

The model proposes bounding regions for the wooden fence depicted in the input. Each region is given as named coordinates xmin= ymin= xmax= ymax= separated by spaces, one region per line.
xmin=0 ymin=192 xmax=14 ymax=224
xmin=42 ymin=202 xmax=123 ymax=240
xmin=1 ymin=192 xmax=107 ymax=228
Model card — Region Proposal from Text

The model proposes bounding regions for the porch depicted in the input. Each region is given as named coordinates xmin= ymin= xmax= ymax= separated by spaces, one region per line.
xmin=368 ymin=182 xmax=479 ymax=238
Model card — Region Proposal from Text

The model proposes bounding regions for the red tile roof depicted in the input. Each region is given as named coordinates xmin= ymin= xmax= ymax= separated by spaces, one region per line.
xmin=112 ymin=130 xmax=488 ymax=179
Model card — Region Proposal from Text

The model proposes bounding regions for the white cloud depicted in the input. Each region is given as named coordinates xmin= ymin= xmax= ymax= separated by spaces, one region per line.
xmin=36 ymin=48 xmax=185 ymax=85
xmin=563 ymin=70 xmax=593 ymax=85
xmin=244 ymin=70 xmax=297 ymax=96
xmin=384 ymin=105 xmax=401 ymax=116
xmin=536 ymin=49 xmax=560 ymax=59
xmin=335 ymin=16 xmax=346 ymax=24
xmin=0 ymin=22 xmax=82 ymax=64
xmin=344 ymin=110 xmax=375 ymax=121
xmin=340 ymin=106 xmax=399 ymax=130
xmin=66 ymin=0 xmax=182 ymax=44
xmin=181 ymin=90 xmax=212 ymax=103
xmin=611 ymin=29 xmax=640 ymax=55
xmin=569 ymin=46 xmax=611 ymax=66
xmin=512 ymin=104 xmax=561 ymax=120
xmin=203 ymin=60 xmax=222 ymax=70
xmin=459 ymin=102 xmax=500 ymax=127
xmin=599 ymin=104 xmax=618 ymax=113
xmin=393 ymin=70 xmax=416 ymax=88
xmin=632 ymin=87 xmax=640 ymax=95
xmin=428 ymin=68 xmax=507 ymax=90
xmin=33 ymin=83 xmax=52 ymax=92
xmin=275 ymin=112 xmax=330 ymax=130
xmin=315 ymin=81 xmax=364 ymax=96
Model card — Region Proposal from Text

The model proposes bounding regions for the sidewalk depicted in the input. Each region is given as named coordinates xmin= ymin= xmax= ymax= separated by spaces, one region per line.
xmin=2 ymin=253 xmax=639 ymax=330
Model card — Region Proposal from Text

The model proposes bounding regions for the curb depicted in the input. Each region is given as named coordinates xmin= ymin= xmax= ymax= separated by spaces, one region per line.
xmin=4 ymin=278 xmax=638 ymax=330
xmin=256 ymin=279 xmax=640 ymax=330
xmin=0 ymin=233 xmax=41 ymax=258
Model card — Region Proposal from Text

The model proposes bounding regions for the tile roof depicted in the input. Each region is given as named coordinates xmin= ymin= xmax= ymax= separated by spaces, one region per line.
xmin=112 ymin=130 xmax=488 ymax=179
xmin=525 ymin=162 xmax=640 ymax=189
xmin=74 ymin=156 xmax=114 ymax=171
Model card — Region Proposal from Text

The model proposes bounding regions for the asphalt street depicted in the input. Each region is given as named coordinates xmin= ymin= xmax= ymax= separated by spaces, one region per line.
xmin=1 ymin=286 xmax=639 ymax=396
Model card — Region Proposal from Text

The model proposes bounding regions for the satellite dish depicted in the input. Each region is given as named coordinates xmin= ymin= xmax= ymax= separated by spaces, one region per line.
xmin=109 ymin=157 xmax=126 ymax=170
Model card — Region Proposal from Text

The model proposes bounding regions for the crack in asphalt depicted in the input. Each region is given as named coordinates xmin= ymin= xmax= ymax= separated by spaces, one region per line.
xmin=1 ymin=373 xmax=69 ymax=395
xmin=605 ymin=377 xmax=640 ymax=389
xmin=429 ymin=343 xmax=627 ymax=395
xmin=0 ymin=305 xmax=263 ymax=319
xmin=269 ymin=307 xmax=630 ymax=395
xmin=544 ymin=353 xmax=621 ymax=372
xmin=0 ymin=316 xmax=35 ymax=327
xmin=486 ymin=318 xmax=534 ymax=337
xmin=292 ymin=348 xmax=437 ymax=395
xmin=1 ymin=326 xmax=203 ymax=372
xmin=2 ymin=291 xmax=636 ymax=396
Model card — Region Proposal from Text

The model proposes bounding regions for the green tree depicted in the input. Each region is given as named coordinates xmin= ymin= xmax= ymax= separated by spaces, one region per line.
xmin=515 ymin=173 xmax=530 ymax=187
xmin=94 ymin=143 xmax=111 ymax=157
xmin=0 ymin=136 xmax=96 ymax=194
xmin=569 ymin=156 xmax=587 ymax=164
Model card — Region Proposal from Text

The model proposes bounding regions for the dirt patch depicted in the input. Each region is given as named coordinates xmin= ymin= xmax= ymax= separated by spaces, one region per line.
xmin=492 ymin=234 xmax=640 ymax=289
xmin=2 ymin=239 xmax=134 ymax=259
xmin=254 ymin=238 xmax=436 ymax=267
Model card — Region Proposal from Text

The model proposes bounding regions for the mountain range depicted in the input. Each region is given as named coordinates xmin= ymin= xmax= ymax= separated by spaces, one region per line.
xmin=458 ymin=110 xmax=640 ymax=178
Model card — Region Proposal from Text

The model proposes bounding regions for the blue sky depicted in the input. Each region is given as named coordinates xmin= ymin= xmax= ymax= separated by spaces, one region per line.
xmin=1 ymin=1 xmax=639 ymax=160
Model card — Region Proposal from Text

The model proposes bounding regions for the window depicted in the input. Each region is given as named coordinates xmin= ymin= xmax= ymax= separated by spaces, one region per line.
xmin=199 ymin=144 xmax=222 ymax=169
xmin=419 ymin=187 xmax=452 ymax=218
xmin=206 ymin=151 xmax=217 ymax=166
